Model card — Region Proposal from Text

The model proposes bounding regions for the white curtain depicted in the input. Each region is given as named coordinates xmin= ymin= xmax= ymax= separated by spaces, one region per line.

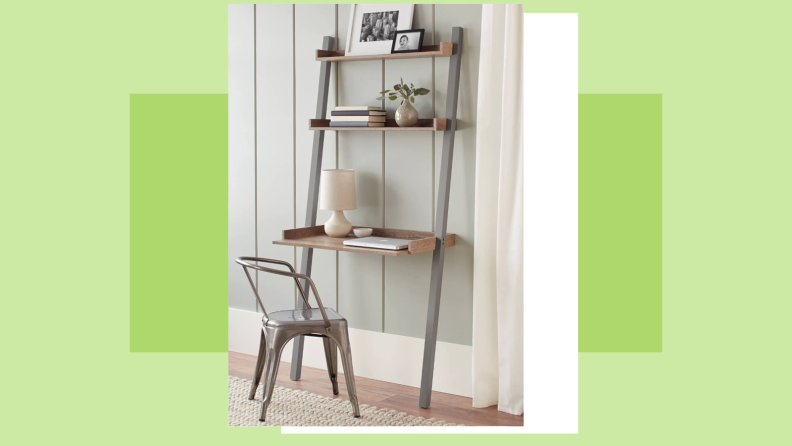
xmin=472 ymin=4 xmax=524 ymax=415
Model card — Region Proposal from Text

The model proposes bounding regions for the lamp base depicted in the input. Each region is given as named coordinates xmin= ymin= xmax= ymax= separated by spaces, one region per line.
xmin=324 ymin=210 xmax=352 ymax=238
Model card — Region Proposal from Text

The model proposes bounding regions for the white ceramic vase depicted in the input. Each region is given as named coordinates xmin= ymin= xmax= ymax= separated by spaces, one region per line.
xmin=395 ymin=99 xmax=418 ymax=127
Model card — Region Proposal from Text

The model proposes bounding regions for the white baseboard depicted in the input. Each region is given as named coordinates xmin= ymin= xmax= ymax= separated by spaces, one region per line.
xmin=228 ymin=308 xmax=472 ymax=398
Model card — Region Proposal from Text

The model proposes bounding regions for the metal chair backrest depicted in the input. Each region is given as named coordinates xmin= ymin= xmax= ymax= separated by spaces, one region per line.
xmin=235 ymin=256 xmax=331 ymax=330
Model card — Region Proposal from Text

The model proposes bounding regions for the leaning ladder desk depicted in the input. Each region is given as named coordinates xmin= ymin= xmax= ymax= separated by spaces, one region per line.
xmin=275 ymin=28 xmax=463 ymax=409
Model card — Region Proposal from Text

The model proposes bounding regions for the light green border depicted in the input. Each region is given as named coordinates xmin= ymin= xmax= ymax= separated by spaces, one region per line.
xmin=2 ymin=1 xmax=789 ymax=444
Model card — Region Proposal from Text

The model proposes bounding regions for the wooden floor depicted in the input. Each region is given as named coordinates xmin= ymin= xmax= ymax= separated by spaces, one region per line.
xmin=229 ymin=351 xmax=523 ymax=426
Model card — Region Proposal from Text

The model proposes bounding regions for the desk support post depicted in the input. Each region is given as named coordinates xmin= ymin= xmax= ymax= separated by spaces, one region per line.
xmin=419 ymin=27 xmax=463 ymax=408
xmin=290 ymin=35 xmax=334 ymax=380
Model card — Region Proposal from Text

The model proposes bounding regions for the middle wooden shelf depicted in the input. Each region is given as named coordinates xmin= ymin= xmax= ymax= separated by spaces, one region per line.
xmin=309 ymin=118 xmax=446 ymax=131
xmin=274 ymin=225 xmax=455 ymax=257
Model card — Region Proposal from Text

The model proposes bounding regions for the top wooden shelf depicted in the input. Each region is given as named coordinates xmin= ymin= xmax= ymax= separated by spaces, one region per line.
xmin=316 ymin=43 xmax=453 ymax=62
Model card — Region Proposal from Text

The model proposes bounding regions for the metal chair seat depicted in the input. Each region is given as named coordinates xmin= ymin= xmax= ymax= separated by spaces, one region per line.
xmin=235 ymin=256 xmax=360 ymax=422
xmin=265 ymin=307 xmax=346 ymax=327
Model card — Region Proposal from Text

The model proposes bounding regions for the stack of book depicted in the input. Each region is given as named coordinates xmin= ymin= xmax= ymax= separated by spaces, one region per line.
xmin=330 ymin=106 xmax=386 ymax=127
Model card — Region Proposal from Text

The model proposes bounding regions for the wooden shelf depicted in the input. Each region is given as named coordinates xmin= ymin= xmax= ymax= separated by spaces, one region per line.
xmin=274 ymin=226 xmax=455 ymax=257
xmin=316 ymin=43 xmax=452 ymax=62
xmin=310 ymin=118 xmax=446 ymax=132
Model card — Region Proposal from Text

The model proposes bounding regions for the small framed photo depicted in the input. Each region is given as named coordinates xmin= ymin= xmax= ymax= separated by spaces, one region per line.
xmin=391 ymin=29 xmax=425 ymax=54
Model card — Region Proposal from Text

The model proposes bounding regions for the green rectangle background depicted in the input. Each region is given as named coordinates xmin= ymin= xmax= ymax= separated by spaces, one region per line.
xmin=579 ymin=94 xmax=662 ymax=352
xmin=130 ymin=94 xmax=228 ymax=352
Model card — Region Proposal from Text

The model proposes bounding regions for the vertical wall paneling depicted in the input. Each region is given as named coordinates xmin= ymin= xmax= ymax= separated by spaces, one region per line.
xmin=233 ymin=4 xmax=480 ymax=346
xmin=228 ymin=4 xmax=257 ymax=312
xmin=255 ymin=4 xmax=296 ymax=313
xmin=295 ymin=4 xmax=338 ymax=311
xmin=383 ymin=4 xmax=435 ymax=338
xmin=433 ymin=4 xmax=481 ymax=345
xmin=337 ymin=3 xmax=384 ymax=332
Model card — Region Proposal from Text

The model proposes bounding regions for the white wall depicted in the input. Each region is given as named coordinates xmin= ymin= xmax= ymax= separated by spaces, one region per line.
xmin=228 ymin=4 xmax=257 ymax=312
xmin=229 ymin=4 xmax=481 ymax=346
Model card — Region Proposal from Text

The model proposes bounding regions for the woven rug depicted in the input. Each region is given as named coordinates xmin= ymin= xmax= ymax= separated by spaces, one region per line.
xmin=228 ymin=376 xmax=462 ymax=426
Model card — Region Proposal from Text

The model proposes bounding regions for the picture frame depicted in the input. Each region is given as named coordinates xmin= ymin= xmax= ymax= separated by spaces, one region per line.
xmin=391 ymin=29 xmax=425 ymax=54
xmin=345 ymin=4 xmax=415 ymax=57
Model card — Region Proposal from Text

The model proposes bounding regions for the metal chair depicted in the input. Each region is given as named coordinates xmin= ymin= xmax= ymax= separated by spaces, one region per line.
xmin=235 ymin=256 xmax=360 ymax=422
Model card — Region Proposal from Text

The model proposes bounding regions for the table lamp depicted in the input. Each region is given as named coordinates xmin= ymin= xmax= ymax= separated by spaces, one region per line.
xmin=318 ymin=169 xmax=357 ymax=237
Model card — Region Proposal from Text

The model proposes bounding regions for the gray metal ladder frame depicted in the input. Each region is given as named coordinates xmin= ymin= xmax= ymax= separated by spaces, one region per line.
xmin=289 ymin=27 xmax=463 ymax=409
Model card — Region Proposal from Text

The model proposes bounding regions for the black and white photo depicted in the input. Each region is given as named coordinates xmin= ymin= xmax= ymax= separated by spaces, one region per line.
xmin=345 ymin=4 xmax=414 ymax=56
xmin=391 ymin=29 xmax=424 ymax=53
xmin=359 ymin=11 xmax=399 ymax=42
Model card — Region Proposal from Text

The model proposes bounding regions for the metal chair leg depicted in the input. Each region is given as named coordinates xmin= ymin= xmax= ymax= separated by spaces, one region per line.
xmin=334 ymin=328 xmax=360 ymax=417
xmin=259 ymin=328 xmax=288 ymax=422
xmin=249 ymin=329 xmax=267 ymax=400
xmin=322 ymin=336 xmax=339 ymax=395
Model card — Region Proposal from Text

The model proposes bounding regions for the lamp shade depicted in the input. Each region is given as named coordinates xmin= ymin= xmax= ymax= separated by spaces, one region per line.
xmin=318 ymin=169 xmax=357 ymax=210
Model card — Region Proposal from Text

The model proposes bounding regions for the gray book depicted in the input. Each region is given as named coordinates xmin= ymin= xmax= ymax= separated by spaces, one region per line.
xmin=329 ymin=121 xmax=385 ymax=127
xmin=335 ymin=106 xmax=382 ymax=111
xmin=329 ymin=115 xmax=386 ymax=122
xmin=331 ymin=110 xmax=386 ymax=116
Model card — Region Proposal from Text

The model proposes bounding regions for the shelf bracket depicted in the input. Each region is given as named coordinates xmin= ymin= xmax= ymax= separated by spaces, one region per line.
xmin=419 ymin=27 xmax=463 ymax=408
xmin=290 ymin=35 xmax=334 ymax=381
